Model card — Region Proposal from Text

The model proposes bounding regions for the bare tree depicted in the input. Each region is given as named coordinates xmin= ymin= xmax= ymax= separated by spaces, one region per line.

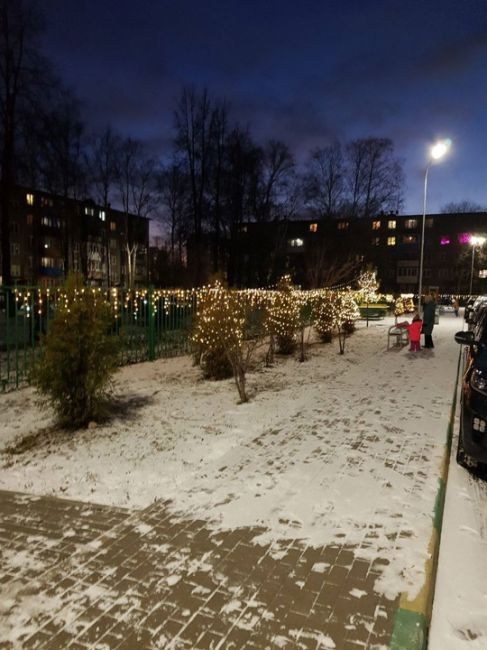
xmin=441 ymin=200 xmax=486 ymax=213
xmin=253 ymin=139 xmax=295 ymax=223
xmin=305 ymin=238 xmax=359 ymax=288
xmin=87 ymin=126 xmax=121 ymax=285
xmin=208 ymin=101 xmax=228 ymax=273
xmin=344 ymin=138 xmax=403 ymax=218
xmin=157 ymin=160 xmax=189 ymax=267
xmin=117 ymin=137 xmax=156 ymax=289
xmin=37 ymin=94 xmax=87 ymax=199
xmin=0 ymin=0 xmax=46 ymax=285
xmin=174 ymin=87 xmax=213 ymax=284
xmin=303 ymin=143 xmax=344 ymax=218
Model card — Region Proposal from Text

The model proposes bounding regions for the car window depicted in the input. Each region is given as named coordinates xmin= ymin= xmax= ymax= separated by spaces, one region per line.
xmin=475 ymin=307 xmax=487 ymax=343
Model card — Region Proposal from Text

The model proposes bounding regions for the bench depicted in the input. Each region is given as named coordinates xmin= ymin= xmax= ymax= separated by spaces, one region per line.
xmin=387 ymin=325 xmax=408 ymax=350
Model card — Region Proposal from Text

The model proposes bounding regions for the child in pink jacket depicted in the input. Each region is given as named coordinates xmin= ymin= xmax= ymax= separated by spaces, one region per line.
xmin=397 ymin=313 xmax=423 ymax=352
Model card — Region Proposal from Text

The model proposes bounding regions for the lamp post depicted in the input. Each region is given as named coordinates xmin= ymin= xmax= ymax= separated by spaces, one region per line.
xmin=469 ymin=235 xmax=486 ymax=295
xmin=417 ymin=140 xmax=451 ymax=313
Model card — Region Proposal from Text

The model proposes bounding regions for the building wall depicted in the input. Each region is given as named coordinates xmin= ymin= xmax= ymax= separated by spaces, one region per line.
xmin=1 ymin=187 xmax=149 ymax=287
xmin=237 ymin=212 xmax=487 ymax=294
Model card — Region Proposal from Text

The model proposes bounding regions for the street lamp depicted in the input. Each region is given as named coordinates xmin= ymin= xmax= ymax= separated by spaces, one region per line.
xmin=417 ymin=139 xmax=451 ymax=312
xmin=469 ymin=235 xmax=486 ymax=295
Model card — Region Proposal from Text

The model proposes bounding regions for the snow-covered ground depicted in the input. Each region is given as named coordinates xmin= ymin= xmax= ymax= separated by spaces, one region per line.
xmin=1 ymin=312 xmax=486 ymax=632
xmin=429 ymin=350 xmax=487 ymax=649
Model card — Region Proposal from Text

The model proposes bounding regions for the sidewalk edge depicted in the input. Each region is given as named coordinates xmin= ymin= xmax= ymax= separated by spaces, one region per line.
xmin=389 ymin=349 xmax=461 ymax=650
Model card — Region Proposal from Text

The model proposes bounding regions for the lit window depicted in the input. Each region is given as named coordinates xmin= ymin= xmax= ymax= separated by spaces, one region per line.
xmin=371 ymin=237 xmax=380 ymax=246
xmin=26 ymin=193 xmax=34 ymax=205
xmin=85 ymin=206 xmax=95 ymax=216
xmin=289 ymin=238 xmax=304 ymax=247
xmin=11 ymin=264 xmax=21 ymax=277
xmin=402 ymin=235 xmax=417 ymax=244
xmin=41 ymin=257 xmax=55 ymax=268
xmin=27 ymin=214 xmax=34 ymax=225
xmin=99 ymin=210 xmax=106 ymax=221
xmin=440 ymin=236 xmax=450 ymax=246
xmin=404 ymin=219 xmax=418 ymax=229
xmin=388 ymin=220 xmax=396 ymax=229
xmin=240 ymin=225 xmax=247 ymax=233
xmin=387 ymin=236 xmax=396 ymax=246
xmin=372 ymin=220 xmax=381 ymax=230
xmin=479 ymin=270 xmax=487 ymax=279
xmin=337 ymin=221 xmax=349 ymax=230
xmin=110 ymin=222 xmax=117 ymax=231
xmin=309 ymin=223 xmax=318 ymax=233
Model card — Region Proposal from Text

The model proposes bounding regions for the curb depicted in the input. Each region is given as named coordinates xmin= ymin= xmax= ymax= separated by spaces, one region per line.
xmin=389 ymin=349 xmax=462 ymax=650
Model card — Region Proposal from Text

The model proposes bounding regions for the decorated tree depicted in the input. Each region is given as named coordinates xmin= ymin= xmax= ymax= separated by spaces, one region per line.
xmin=191 ymin=283 xmax=233 ymax=379
xmin=265 ymin=275 xmax=300 ymax=355
xmin=313 ymin=291 xmax=339 ymax=343
xmin=191 ymin=283 xmax=263 ymax=402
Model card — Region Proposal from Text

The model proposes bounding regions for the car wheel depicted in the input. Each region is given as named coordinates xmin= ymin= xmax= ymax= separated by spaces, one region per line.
xmin=456 ymin=431 xmax=479 ymax=470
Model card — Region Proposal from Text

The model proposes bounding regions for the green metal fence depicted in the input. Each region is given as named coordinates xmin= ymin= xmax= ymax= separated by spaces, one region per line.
xmin=0 ymin=286 xmax=196 ymax=392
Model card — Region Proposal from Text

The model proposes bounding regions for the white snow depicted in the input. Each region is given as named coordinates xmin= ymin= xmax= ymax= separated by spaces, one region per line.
xmin=0 ymin=313 xmax=473 ymax=616
xmin=429 ymin=365 xmax=487 ymax=649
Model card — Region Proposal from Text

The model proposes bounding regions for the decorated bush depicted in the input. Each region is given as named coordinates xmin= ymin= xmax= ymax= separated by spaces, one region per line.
xmin=313 ymin=291 xmax=339 ymax=343
xmin=191 ymin=283 xmax=233 ymax=379
xmin=266 ymin=276 xmax=300 ymax=354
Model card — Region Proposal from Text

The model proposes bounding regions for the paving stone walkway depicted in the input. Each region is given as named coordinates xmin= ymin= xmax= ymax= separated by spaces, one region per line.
xmin=0 ymin=489 xmax=400 ymax=650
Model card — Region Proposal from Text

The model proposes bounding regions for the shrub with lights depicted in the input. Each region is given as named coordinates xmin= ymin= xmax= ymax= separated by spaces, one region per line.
xmin=340 ymin=289 xmax=361 ymax=334
xmin=266 ymin=275 xmax=300 ymax=355
xmin=191 ymin=283 xmax=233 ymax=380
xmin=30 ymin=273 xmax=120 ymax=428
xmin=312 ymin=291 xmax=339 ymax=343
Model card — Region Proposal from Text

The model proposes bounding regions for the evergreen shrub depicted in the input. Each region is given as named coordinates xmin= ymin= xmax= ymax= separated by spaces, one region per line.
xmin=30 ymin=274 xmax=120 ymax=428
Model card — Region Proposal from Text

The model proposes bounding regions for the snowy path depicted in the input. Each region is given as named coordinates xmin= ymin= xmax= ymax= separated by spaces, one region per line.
xmin=429 ymin=350 xmax=487 ymax=649
xmin=0 ymin=314 xmax=461 ymax=608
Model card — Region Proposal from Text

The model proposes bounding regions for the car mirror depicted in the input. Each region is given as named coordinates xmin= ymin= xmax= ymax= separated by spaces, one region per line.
xmin=455 ymin=331 xmax=474 ymax=345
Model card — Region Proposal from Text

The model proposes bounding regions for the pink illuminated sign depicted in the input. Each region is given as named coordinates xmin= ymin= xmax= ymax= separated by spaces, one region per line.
xmin=440 ymin=236 xmax=450 ymax=245
xmin=458 ymin=233 xmax=470 ymax=244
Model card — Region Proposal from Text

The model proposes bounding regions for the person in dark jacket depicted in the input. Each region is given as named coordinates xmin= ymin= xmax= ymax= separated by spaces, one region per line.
xmin=422 ymin=293 xmax=437 ymax=348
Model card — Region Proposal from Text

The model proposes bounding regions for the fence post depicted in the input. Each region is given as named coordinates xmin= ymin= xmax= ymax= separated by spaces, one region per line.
xmin=147 ymin=285 xmax=156 ymax=361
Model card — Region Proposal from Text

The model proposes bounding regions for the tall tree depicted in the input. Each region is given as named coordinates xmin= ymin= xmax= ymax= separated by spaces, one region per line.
xmin=116 ymin=137 xmax=155 ymax=289
xmin=158 ymin=160 xmax=189 ymax=267
xmin=87 ymin=126 xmax=122 ymax=285
xmin=37 ymin=93 xmax=87 ymax=199
xmin=0 ymin=0 xmax=45 ymax=285
xmin=88 ymin=126 xmax=120 ymax=208
xmin=174 ymin=87 xmax=213 ymax=284
xmin=223 ymin=126 xmax=260 ymax=286
xmin=303 ymin=143 xmax=344 ymax=218
xmin=252 ymin=140 xmax=295 ymax=223
xmin=345 ymin=137 xmax=403 ymax=218
xmin=207 ymin=101 xmax=228 ymax=273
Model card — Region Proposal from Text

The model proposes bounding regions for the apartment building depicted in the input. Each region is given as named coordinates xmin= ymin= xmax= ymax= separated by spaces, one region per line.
xmin=236 ymin=212 xmax=487 ymax=294
xmin=2 ymin=187 xmax=149 ymax=287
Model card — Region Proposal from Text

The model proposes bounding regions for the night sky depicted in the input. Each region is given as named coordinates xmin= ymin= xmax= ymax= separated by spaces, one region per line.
xmin=41 ymin=0 xmax=487 ymax=214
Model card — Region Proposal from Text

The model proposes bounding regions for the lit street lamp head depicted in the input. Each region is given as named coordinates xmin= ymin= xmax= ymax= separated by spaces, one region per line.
xmin=470 ymin=235 xmax=486 ymax=247
xmin=430 ymin=138 xmax=451 ymax=161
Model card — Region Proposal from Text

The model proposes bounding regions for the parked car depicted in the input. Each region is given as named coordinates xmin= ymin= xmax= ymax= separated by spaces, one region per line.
xmin=464 ymin=296 xmax=487 ymax=330
xmin=455 ymin=299 xmax=487 ymax=470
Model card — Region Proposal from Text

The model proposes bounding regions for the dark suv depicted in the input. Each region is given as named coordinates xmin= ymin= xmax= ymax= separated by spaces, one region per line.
xmin=455 ymin=301 xmax=487 ymax=469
